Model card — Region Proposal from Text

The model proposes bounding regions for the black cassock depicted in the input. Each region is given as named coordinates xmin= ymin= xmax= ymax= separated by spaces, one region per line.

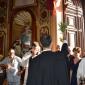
xmin=26 ymin=51 xmax=70 ymax=85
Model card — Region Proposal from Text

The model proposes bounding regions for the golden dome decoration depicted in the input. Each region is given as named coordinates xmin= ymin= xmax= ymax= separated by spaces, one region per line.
xmin=14 ymin=11 xmax=32 ymax=26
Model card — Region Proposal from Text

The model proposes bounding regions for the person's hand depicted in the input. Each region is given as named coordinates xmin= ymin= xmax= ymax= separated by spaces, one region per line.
xmin=17 ymin=71 xmax=21 ymax=76
xmin=17 ymin=70 xmax=23 ymax=76
xmin=7 ymin=64 xmax=12 ymax=69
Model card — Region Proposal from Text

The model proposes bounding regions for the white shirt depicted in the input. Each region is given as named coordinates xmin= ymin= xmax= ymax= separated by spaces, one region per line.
xmin=77 ymin=58 xmax=85 ymax=85
xmin=0 ymin=56 xmax=22 ymax=83
xmin=22 ymin=52 xmax=32 ymax=67
xmin=22 ymin=51 xmax=32 ymax=85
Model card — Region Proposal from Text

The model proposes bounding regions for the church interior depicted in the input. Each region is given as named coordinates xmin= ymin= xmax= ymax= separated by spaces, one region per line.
xmin=0 ymin=0 xmax=85 ymax=60
xmin=0 ymin=0 xmax=85 ymax=84
xmin=0 ymin=0 xmax=85 ymax=57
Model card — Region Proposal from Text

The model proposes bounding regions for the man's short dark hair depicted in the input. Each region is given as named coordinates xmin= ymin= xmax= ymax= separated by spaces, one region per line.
xmin=31 ymin=42 xmax=36 ymax=48
xmin=40 ymin=34 xmax=52 ymax=47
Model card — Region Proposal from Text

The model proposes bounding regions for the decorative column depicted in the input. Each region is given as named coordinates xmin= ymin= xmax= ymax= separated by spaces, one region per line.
xmin=46 ymin=0 xmax=57 ymax=51
xmin=50 ymin=14 xmax=57 ymax=51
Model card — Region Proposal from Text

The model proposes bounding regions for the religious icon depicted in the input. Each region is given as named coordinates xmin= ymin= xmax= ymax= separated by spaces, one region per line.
xmin=40 ymin=26 xmax=49 ymax=36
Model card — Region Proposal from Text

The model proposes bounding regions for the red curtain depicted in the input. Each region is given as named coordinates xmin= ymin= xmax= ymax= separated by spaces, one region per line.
xmin=46 ymin=0 xmax=56 ymax=15
xmin=46 ymin=0 xmax=54 ymax=10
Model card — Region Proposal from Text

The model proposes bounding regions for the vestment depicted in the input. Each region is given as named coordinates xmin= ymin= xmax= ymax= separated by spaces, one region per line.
xmin=26 ymin=51 xmax=70 ymax=85
xmin=22 ymin=52 xmax=32 ymax=85
xmin=0 ymin=56 xmax=22 ymax=85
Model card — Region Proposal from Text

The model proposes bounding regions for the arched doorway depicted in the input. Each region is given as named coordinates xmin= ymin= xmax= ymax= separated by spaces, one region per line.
xmin=9 ymin=8 xmax=37 ymax=48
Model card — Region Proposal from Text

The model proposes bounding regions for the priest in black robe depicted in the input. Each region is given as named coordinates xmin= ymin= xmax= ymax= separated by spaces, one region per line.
xmin=26 ymin=34 xmax=70 ymax=85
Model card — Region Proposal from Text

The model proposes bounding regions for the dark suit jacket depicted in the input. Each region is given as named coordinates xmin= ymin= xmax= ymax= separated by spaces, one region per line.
xmin=26 ymin=51 xmax=70 ymax=85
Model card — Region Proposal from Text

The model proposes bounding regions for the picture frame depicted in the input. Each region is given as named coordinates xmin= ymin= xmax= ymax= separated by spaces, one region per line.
xmin=40 ymin=26 xmax=49 ymax=37
xmin=13 ymin=0 xmax=37 ymax=8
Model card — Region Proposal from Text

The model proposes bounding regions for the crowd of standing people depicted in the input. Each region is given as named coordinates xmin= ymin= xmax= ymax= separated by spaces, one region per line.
xmin=0 ymin=34 xmax=85 ymax=85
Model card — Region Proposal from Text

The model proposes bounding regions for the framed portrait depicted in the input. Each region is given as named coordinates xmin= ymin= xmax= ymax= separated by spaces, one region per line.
xmin=13 ymin=0 xmax=37 ymax=8
xmin=40 ymin=26 xmax=49 ymax=37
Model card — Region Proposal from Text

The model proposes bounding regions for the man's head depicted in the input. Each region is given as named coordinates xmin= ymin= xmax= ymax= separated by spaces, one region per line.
xmin=40 ymin=34 xmax=52 ymax=48
xmin=8 ymin=48 xmax=15 ymax=59
xmin=31 ymin=41 xmax=41 ymax=55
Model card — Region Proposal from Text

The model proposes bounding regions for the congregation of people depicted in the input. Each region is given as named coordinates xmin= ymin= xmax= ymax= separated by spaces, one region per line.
xmin=0 ymin=34 xmax=85 ymax=85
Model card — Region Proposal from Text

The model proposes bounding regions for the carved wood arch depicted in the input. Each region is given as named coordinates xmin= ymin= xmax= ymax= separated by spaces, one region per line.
xmin=9 ymin=7 xmax=37 ymax=48
xmin=0 ymin=31 xmax=6 ymax=59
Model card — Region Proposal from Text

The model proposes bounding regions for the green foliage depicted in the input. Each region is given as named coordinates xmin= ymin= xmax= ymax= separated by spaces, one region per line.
xmin=60 ymin=37 xmax=64 ymax=42
xmin=59 ymin=22 xmax=68 ymax=33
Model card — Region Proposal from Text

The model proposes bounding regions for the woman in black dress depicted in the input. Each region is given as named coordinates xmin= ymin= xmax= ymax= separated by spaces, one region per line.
xmin=70 ymin=47 xmax=82 ymax=85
